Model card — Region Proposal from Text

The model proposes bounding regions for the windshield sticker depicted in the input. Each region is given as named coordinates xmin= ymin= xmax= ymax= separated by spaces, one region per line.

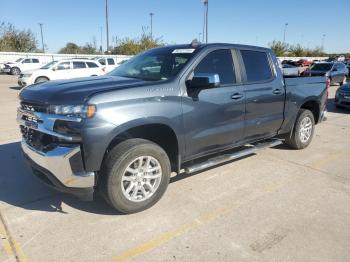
xmin=172 ymin=49 xmax=195 ymax=54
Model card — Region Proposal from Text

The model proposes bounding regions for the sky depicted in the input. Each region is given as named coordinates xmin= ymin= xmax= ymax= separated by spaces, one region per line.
xmin=1 ymin=0 xmax=349 ymax=53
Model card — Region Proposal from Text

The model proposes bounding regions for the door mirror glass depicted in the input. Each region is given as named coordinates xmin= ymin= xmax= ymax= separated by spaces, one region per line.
xmin=188 ymin=73 xmax=220 ymax=89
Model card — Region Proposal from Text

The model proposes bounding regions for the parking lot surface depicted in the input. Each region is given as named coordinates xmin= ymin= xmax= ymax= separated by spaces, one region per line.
xmin=0 ymin=74 xmax=350 ymax=262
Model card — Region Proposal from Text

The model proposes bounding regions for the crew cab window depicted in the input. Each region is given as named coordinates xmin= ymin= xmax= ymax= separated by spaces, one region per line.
xmin=107 ymin=58 xmax=115 ymax=65
xmin=194 ymin=49 xmax=235 ymax=85
xmin=73 ymin=61 xmax=87 ymax=69
xmin=56 ymin=62 xmax=71 ymax=70
xmin=23 ymin=59 xmax=31 ymax=63
xmin=32 ymin=59 xmax=39 ymax=63
xmin=241 ymin=50 xmax=273 ymax=82
xmin=87 ymin=62 xmax=99 ymax=68
xmin=98 ymin=58 xmax=106 ymax=65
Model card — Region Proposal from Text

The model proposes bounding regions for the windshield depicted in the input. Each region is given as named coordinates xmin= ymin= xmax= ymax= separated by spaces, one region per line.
xmin=310 ymin=63 xmax=332 ymax=71
xmin=40 ymin=61 xmax=58 ymax=69
xmin=15 ymin=58 xmax=23 ymax=62
xmin=108 ymin=47 xmax=197 ymax=81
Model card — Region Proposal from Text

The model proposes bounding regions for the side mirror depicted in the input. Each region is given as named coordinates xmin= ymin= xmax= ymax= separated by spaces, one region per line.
xmin=52 ymin=67 xmax=56 ymax=71
xmin=188 ymin=73 xmax=220 ymax=89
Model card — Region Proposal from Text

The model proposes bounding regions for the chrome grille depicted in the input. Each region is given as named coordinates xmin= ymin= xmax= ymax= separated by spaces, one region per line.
xmin=21 ymin=102 xmax=47 ymax=113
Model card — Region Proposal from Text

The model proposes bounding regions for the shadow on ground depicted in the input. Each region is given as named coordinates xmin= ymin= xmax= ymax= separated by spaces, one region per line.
xmin=327 ymin=98 xmax=350 ymax=114
xmin=0 ymin=141 xmax=123 ymax=215
xmin=8 ymin=86 xmax=22 ymax=90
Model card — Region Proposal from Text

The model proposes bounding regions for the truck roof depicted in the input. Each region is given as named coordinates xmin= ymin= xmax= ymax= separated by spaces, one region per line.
xmin=152 ymin=43 xmax=271 ymax=52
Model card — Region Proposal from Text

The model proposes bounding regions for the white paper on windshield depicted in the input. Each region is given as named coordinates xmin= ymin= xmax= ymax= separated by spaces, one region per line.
xmin=172 ymin=49 xmax=195 ymax=54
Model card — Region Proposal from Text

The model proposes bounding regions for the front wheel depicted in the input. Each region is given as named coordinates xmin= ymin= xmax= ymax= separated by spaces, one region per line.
xmin=285 ymin=109 xmax=315 ymax=149
xmin=35 ymin=76 xmax=49 ymax=83
xmin=11 ymin=67 xmax=20 ymax=75
xmin=101 ymin=138 xmax=171 ymax=214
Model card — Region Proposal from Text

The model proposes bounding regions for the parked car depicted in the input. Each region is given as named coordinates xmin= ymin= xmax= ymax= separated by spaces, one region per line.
xmin=3 ymin=58 xmax=42 ymax=75
xmin=17 ymin=59 xmax=104 ymax=87
xmin=92 ymin=57 xmax=118 ymax=73
xmin=296 ymin=59 xmax=313 ymax=67
xmin=18 ymin=42 xmax=328 ymax=213
xmin=343 ymin=61 xmax=350 ymax=76
xmin=335 ymin=83 xmax=350 ymax=109
xmin=302 ymin=62 xmax=348 ymax=85
xmin=282 ymin=64 xmax=300 ymax=76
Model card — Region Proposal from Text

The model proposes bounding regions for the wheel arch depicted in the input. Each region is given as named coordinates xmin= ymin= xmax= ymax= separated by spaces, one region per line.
xmin=35 ymin=76 xmax=50 ymax=83
xmin=104 ymin=123 xmax=180 ymax=173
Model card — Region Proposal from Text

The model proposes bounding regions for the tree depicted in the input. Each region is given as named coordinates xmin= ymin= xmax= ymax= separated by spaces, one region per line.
xmin=111 ymin=32 xmax=163 ymax=55
xmin=289 ymin=44 xmax=306 ymax=57
xmin=58 ymin=42 xmax=97 ymax=54
xmin=269 ymin=40 xmax=289 ymax=57
xmin=0 ymin=21 xmax=38 ymax=52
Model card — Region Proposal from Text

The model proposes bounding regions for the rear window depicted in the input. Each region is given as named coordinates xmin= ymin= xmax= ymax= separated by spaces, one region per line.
xmin=241 ymin=50 xmax=273 ymax=82
xmin=73 ymin=61 xmax=87 ymax=69
xmin=107 ymin=58 xmax=115 ymax=65
xmin=98 ymin=58 xmax=106 ymax=65
xmin=86 ymin=62 xmax=99 ymax=68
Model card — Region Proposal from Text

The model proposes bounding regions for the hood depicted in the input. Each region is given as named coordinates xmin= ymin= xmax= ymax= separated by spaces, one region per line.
xmin=19 ymin=75 xmax=149 ymax=105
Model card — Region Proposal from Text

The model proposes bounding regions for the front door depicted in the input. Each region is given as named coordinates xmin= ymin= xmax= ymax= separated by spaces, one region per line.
xmin=182 ymin=49 xmax=245 ymax=160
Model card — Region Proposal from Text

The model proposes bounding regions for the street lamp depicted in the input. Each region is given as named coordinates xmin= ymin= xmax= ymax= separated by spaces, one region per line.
xmin=283 ymin=22 xmax=288 ymax=43
xmin=203 ymin=0 xmax=208 ymax=43
xmin=38 ymin=23 xmax=45 ymax=53
xmin=105 ymin=0 xmax=109 ymax=52
xmin=149 ymin=12 xmax=154 ymax=39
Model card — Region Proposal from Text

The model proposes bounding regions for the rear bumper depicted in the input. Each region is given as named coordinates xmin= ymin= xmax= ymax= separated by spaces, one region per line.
xmin=21 ymin=140 xmax=95 ymax=200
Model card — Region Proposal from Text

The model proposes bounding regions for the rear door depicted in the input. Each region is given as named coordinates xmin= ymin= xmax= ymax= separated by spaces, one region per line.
xmin=86 ymin=61 xmax=102 ymax=75
xmin=72 ymin=61 xmax=88 ymax=78
xmin=52 ymin=61 xmax=72 ymax=80
xmin=182 ymin=48 xmax=245 ymax=159
xmin=239 ymin=49 xmax=285 ymax=140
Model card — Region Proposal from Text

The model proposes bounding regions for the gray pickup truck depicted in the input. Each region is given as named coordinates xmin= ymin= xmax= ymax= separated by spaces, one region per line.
xmin=17 ymin=42 xmax=328 ymax=213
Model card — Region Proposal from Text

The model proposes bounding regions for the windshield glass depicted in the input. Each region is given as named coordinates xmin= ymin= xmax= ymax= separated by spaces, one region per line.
xmin=108 ymin=47 xmax=197 ymax=81
xmin=310 ymin=63 xmax=332 ymax=71
xmin=15 ymin=58 xmax=23 ymax=62
xmin=40 ymin=61 xmax=58 ymax=69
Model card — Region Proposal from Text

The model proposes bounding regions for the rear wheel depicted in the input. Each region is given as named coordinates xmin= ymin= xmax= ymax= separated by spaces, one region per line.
xmin=35 ymin=76 xmax=49 ymax=84
xmin=285 ymin=109 xmax=315 ymax=149
xmin=10 ymin=67 xmax=20 ymax=75
xmin=101 ymin=138 xmax=171 ymax=214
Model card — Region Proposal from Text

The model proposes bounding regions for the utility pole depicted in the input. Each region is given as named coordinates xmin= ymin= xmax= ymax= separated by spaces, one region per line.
xmin=38 ymin=23 xmax=45 ymax=53
xmin=149 ymin=12 xmax=154 ymax=39
xmin=203 ymin=0 xmax=208 ymax=43
xmin=105 ymin=0 xmax=109 ymax=52
xmin=321 ymin=34 xmax=326 ymax=51
xmin=100 ymin=26 xmax=103 ymax=53
xmin=283 ymin=22 xmax=288 ymax=43
xmin=198 ymin=32 xmax=202 ymax=42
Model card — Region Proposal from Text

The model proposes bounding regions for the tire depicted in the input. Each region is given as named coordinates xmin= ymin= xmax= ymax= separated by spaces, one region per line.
xmin=285 ymin=109 xmax=315 ymax=150
xmin=35 ymin=76 xmax=49 ymax=83
xmin=10 ymin=67 xmax=20 ymax=75
xmin=101 ymin=138 xmax=171 ymax=214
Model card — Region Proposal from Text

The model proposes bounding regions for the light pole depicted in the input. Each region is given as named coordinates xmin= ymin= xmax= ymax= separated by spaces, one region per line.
xmin=203 ymin=0 xmax=208 ymax=43
xmin=283 ymin=22 xmax=288 ymax=43
xmin=149 ymin=12 xmax=154 ymax=39
xmin=38 ymin=23 xmax=45 ymax=53
xmin=321 ymin=34 xmax=326 ymax=50
xmin=198 ymin=32 xmax=202 ymax=42
xmin=100 ymin=26 xmax=103 ymax=53
xmin=105 ymin=0 xmax=109 ymax=52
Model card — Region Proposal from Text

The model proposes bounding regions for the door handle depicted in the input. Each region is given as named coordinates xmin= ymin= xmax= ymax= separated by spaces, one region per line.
xmin=231 ymin=93 xmax=243 ymax=100
xmin=273 ymin=89 xmax=282 ymax=95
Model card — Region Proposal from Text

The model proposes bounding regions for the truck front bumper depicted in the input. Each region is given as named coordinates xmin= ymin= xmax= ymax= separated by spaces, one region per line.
xmin=21 ymin=140 xmax=95 ymax=200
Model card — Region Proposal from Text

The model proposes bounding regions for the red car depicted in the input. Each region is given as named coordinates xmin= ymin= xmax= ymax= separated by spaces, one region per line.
xmin=296 ymin=59 xmax=313 ymax=67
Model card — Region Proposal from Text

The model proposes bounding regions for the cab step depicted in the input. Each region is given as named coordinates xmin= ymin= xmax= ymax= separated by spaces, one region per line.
xmin=184 ymin=139 xmax=282 ymax=174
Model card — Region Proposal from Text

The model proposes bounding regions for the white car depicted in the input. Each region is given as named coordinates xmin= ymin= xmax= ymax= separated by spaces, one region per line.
xmin=93 ymin=57 xmax=118 ymax=73
xmin=282 ymin=64 xmax=300 ymax=77
xmin=18 ymin=59 xmax=104 ymax=87
xmin=3 ymin=58 xmax=42 ymax=75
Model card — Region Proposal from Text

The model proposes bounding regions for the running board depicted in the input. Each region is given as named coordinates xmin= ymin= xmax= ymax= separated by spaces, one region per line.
xmin=184 ymin=139 xmax=282 ymax=174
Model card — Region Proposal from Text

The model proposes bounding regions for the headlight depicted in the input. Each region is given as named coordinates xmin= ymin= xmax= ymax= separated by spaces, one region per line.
xmin=22 ymin=74 xmax=32 ymax=78
xmin=49 ymin=104 xmax=96 ymax=118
